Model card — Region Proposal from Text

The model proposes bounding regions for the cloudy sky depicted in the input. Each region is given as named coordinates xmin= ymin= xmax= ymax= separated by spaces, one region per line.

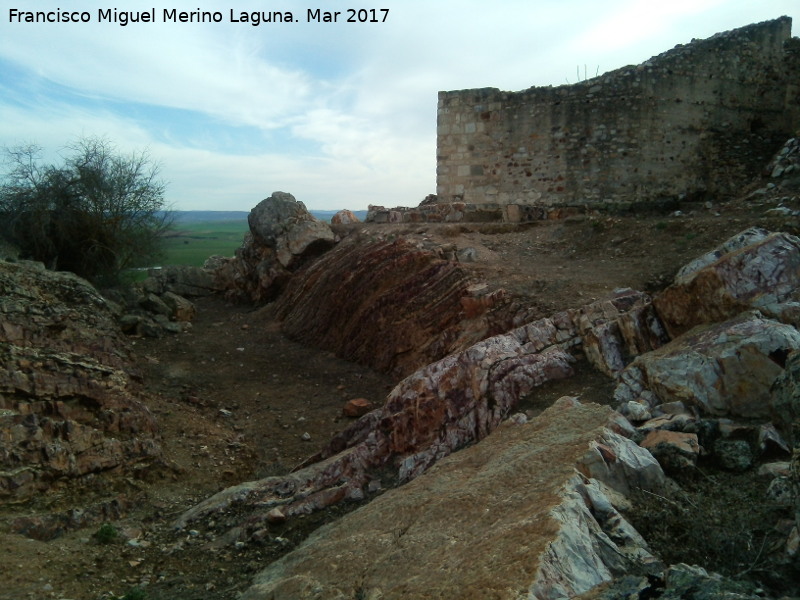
xmin=0 ymin=1 xmax=798 ymax=211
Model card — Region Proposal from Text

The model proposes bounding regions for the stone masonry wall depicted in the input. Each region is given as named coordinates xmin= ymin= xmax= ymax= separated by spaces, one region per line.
xmin=437 ymin=17 xmax=800 ymax=207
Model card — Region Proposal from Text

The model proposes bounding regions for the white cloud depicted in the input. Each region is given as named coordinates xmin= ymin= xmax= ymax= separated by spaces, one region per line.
xmin=0 ymin=10 xmax=314 ymax=129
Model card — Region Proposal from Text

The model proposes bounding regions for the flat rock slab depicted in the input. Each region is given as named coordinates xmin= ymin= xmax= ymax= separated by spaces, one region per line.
xmin=240 ymin=399 xmax=663 ymax=600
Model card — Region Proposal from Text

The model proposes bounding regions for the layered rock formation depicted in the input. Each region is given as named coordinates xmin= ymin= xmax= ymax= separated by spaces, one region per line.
xmin=0 ymin=261 xmax=161 ymax=500
xmin=176 ymin=289 xmax=664 ymax=535
xmin=273 ymin=228 xmax=667 ymax=378
xmin=273 ymin=236 xmax=520 ymax=376
xmin=654 ymin=227 xmax=800 ymax=338
xmin=238 ymin=399 xmax=665 ymax=600
xmin=300 ymin=288 xmax=665 ymax=480
xmin=178 ymin=222 xmax=800 ymax=598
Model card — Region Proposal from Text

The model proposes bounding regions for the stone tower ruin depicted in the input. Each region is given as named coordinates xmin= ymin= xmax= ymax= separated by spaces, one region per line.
xmin=436 ymin=17 xmax=800 ymax=212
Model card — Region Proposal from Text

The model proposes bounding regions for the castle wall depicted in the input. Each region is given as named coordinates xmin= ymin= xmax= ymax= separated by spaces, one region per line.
xmin=436 ymin=17 xmax=799 ymax=207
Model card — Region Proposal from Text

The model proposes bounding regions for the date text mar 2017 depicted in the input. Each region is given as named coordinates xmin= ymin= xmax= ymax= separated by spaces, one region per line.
xmin=307 ymin=8 xmax=389 ymax=23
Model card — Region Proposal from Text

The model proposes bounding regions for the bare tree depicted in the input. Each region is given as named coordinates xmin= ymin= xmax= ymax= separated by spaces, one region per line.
xmin=0 ymin=136 xmax=172 ymax=284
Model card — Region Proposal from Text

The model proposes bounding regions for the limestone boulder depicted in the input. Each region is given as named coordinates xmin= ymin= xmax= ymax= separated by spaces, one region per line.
xmin=614 ymin=312 xmax=800 ymax=420
xmin=0 ymin=261 xmax=161 ymax=500
xmin=330 ymin=209 xmax=361 ymax=225
xmin=297 ymin=289 xmax=666 ymax=482
xmin=654 ymin=228 xmax=800 ymax=338
xmin=237 ymin=399 xmax=664 ymax=600
xmin=211 ymin=192 xmax=335 ymax=303
xmin=248 ymin=191 xmax=334 ymax=268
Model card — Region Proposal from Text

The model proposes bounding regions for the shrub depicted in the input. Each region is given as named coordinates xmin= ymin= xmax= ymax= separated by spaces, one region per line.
xmin=0 ymin=136 xmax=172 ymax=285
xmin=94 ymin=522 xmax=119 ymax=544
xmin=119 ymin=587 xmax=147 ymax=600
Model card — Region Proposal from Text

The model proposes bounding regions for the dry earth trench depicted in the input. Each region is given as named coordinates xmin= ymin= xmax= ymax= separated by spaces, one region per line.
xmin=2 ymin=188 xmax=800 ymax=600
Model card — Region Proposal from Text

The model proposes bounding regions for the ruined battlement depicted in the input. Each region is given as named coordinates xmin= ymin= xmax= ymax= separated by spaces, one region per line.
xmin=436 ymin=17 xmax=800 ymax=208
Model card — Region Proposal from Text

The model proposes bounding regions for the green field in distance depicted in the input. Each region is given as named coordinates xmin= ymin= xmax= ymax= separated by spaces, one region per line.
xmin=161 ymin=220 xmax=249 ymax=267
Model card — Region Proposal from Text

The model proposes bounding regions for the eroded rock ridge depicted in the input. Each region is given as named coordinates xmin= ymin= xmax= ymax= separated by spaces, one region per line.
xmin=0 ymin=261 xmax=161 ymax=500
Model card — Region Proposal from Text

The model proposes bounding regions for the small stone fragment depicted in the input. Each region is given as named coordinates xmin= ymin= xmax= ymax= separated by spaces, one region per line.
xmin=266 ymin=508 xmax=287 ymax=524
xmin=757 ymin=462 xmax=791 ymax=478
xmin=640 ymin=430 xmax=700 ymax=472
xmin=713 ymin=439 xmax=753 ymax=472
xmin=343 ymin=398 xmax=374 ymax=418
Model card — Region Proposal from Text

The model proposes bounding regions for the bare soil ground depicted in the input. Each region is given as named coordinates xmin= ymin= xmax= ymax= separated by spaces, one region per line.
xmin=2 ymin=194 xmax=799 ymax=600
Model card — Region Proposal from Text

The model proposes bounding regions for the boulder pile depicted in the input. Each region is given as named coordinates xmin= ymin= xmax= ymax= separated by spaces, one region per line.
xmin=110 ymin=266 xmax=211 ymax=337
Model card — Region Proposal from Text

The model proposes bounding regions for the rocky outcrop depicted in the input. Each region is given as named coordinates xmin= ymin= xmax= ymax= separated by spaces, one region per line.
xmin=237 ymin=399 xmax=664 ymax=600
xmin=274 ymin=226 xmax=667 ymax=377
xmin=212 ymin=193 xmax=666 ymax=379
xmin=653 ymin=228 xmax=800 ymax=338
xmin=273 ymin=236 xmax=520 ymax=376
xmin=765 ymin=136 xmax=800 ymax=187
xmin=614 ymin=230 xmax=800 ymax=498
xmin=301 ymin=289 xmax=665 ymax=482
xmin=614 ymin=312 xmax=800 ymax=420
xmin=0 ymin=261 xmax=161 ymax=500
xmin=248 ymin=191 xmax=334 ymax=268
xmin=176 ymin=290 xmax=665 ymax=536
xmin=183 ymin=216 xmax=800 ymax=596
xmin=212 ymin=192 xmax=335 ymax=303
